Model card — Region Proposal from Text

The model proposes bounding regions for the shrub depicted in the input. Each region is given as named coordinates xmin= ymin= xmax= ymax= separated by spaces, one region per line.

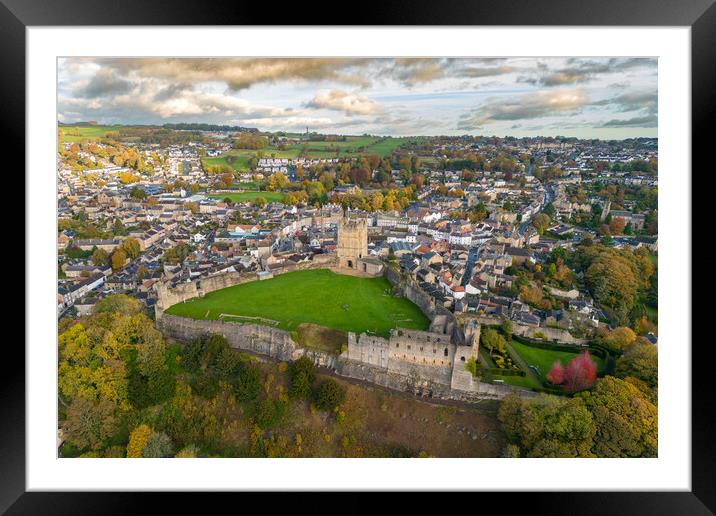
xmin=175 ymin=444 xmax=199 ymax=458
xmin=465 ymin=357 xmax=477 ymax=377
xmin=314 ymin=379 xmax=347 ymax=411
xmin=255 ymin=398 xmax=287 ymax=429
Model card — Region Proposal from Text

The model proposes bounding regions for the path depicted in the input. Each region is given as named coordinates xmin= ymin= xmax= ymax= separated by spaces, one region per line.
xmin=505 ymin=340 xmax=542 ymax=388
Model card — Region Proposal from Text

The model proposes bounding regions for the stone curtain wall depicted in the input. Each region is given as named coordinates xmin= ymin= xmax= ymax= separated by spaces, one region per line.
xmin=156 ymin=257 xmax=339 ymax=310
xmin=384 ymin=265 xmax=466 ymax=346
xmin=157 ymin=309 xmax=340 ymax=369
xmin=156 ymin=263 xmax=522 ymax=401
xmin=465 ymin=314 xmax=588 ymax=346
xmin=157 ymin=310 xmax=300 ymax=361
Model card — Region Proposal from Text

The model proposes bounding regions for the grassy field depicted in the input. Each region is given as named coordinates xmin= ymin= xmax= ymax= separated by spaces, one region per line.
xmin=58 ymin=125 xmax=126 ymax=142
xmin=164 ymin=268 xmax=430 ymax=337
xmin=202 ymin=155 xmax=253 ymax=172
xmin=209 ymin=191 xmax=284 ymax=203
xmin=509 ymin=340 xmax=605 ymax=378
xmin=204 ymin=136 xmax=411 ymax=172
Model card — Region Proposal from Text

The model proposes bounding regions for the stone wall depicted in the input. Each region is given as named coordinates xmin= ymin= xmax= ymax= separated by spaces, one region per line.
xmin=464 ymin=314 xmax=588 ymax=346
xmin=384 ymin=265 xmax=466 ymax=346
xmin=156 ymin=257 xmax=339 ymax=310
xmin=157 ymin=309 xmax=300 ymax=361
xmin=157 ymin=309 xmax=338 ymax=370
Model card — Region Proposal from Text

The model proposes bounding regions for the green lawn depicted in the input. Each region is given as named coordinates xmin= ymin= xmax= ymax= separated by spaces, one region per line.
xmin=58 ymin=125 xmax=126 ymax=142
xmin=165 ymin=269 xmax=430 ymax=337
xmin=209 ymin=191 xmax=284 ymax=203
xmin=509 ymin=340 xmax=605 ymax=378
xmin=202 ymin=154 xmax=253 ymax=172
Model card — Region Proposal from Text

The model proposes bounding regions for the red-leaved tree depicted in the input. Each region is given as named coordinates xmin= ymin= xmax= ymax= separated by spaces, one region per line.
xmin=563 ymin=351 xmax=597 ymax=392
xmin=546 ymin=360 xmax=565 ymax=385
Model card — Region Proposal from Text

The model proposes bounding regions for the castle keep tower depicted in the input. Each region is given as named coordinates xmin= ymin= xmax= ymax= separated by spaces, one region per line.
xmin=337 ymin=216 xmax=368 ymax=271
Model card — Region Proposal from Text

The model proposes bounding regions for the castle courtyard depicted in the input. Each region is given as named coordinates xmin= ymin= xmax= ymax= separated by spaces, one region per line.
xmin=164 ymin=268 xmax=430 ymax=337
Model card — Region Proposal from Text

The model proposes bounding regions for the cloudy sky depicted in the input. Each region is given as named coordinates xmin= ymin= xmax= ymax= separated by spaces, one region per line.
xmin=58 ymin=57 xmax=657 ymax=139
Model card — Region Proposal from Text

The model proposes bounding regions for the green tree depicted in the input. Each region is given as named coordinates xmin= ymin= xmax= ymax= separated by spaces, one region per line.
xmin=481 ymin=328 xmax=506 ymax=357
xmin=130 ymin=186 xmax=147 ymax=200
xmin=288 ymin=357 xmax=315 ymax=400
xmin=314 ymin=379 xmax=347 ymax=411
xmin=233 ymin=363 xmax=261 ymax=402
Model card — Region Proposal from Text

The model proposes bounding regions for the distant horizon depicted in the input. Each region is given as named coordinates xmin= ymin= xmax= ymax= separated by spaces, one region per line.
xmin=57 ymin=120 xmax=657 ymax=142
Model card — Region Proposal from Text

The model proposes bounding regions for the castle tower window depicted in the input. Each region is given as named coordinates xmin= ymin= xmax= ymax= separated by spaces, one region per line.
xmin=444 ymin=348 xmax=448 ymax=357
xmin=461 ymin=356 xmax=465 ymax=362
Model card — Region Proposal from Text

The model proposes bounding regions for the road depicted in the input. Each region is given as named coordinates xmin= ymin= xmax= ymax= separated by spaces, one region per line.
xmin=462 ymin=243 xmax=483 ymax=286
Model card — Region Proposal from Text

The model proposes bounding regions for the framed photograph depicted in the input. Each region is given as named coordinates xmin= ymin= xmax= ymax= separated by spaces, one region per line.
xmin=7 ymin=0 xmax=712 ymax=511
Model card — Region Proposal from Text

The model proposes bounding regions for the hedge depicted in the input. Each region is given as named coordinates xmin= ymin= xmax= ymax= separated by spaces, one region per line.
xmin=478 ymin=367 xmax=526 ymax=377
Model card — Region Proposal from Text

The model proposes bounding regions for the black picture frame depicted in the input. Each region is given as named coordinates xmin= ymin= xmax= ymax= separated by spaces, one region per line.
xmin=4 ymin=0 xmax=711 ymax=512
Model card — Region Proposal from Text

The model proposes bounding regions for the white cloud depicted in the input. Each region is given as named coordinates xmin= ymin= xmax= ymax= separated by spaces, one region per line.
xmin=305 ymin=89 xmax=382 ymax=115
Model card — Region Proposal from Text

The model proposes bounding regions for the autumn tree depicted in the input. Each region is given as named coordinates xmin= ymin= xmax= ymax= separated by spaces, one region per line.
xmin=64 ymin=397 xmax=119 ymax=451
xmin=120 ymin=237 xmax=141 ymax=259
xmin=531 ymin=213 xmax=551 ymax=235
xmin=546 ymin=361 xmax=565 ymax=385
xmin=578 ymin=377 xmax=657 ymax=457
xmin=609 ymin=216 xmax=626 ymax=235
xmin=563 ymin=351 xmax=598 ymax=392
xmin=616 ymin=339 xmax=658 ymax=388
xmin=91 ymin=247 xmax=110 ymax=267
xmin=497 ymin=393 xmax=596 ymax=457
xmin=127 ymin=424 xmax=153 ymax=458
xmin=585 ymin=254 xmax=640 ymax=325
xmin=266 ymin=172 xmax=290 ymax=191
xmin=111 ymin=248 xmax=127 ymax=271
xmin=219 ymin=171 xmax=234 ymax=188
xmin=602 ymin=327 xmax=637 ymax=350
